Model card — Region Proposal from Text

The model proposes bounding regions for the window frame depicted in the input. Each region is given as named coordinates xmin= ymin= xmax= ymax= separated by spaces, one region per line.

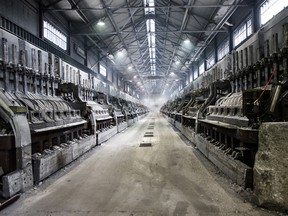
xmin=199 ymin=61 xmax=205 ymax=75
xmin=233 ymin=17 xmax=253 ymax=48
xmin=206 ymin=53 xmax=215 ymax=69
xmin=260 ymin=0 xmax=288 ymax=25
xmin=43 ymin=20 xmax=67 ymax=50
xmin=193 ymin=67 xmax=199 ymax=80
xmin=217 ymin=39 xmax=229 ymax=60
xmin=99 ymin=64 xmax=107 ymax=77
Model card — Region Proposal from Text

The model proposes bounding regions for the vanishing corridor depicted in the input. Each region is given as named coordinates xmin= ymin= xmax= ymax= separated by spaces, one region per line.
xmin=0 ymin=114 xmax=278 ymax=216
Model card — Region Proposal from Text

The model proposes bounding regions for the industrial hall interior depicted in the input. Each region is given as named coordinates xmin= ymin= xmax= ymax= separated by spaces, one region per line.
xmin=0 ymin=0 xmax=288 ymax=215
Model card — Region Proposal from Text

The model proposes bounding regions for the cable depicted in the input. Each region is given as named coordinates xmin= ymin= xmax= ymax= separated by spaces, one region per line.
xmin=254 ymin=67 xmax=277 ymax=105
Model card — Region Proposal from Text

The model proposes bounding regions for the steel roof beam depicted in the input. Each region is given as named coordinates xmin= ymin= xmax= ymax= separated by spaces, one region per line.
xmin=100 ymin=0 xmax=136 ymax=60
xmin=43 ymin=0 xmax=63 ymax=9
xmin=67 ymin=0 xmax=89 ymax=23
xmin=164 ymin=0 xmax=195 ymax=79
xmin=44 ymin=4 xmax=249 ymax=11
xmin=71 ymin=29 xmax=227 ymax=36
xmin=66 ymin=0 xmax=117 ymax=61
xmin=125 ymin=0 xmax=150 ymax=88
xmin=191 ymin=0 xmax=243 ymax=61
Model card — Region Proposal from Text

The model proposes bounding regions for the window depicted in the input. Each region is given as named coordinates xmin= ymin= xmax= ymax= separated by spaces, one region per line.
xmin=261 ymin=0 xmax=288 ymax=25
xmin=206 ymin=54 xmax=215 ymax=69
xmin=233 ymin=18 xmax=252 ymax=47
xmin=43 ymin=21 xmax=67 ymax=50
xmin=179 ymin=82 xmax=183 ymax=91
xmin=199 ymin=61 xmax=205 ymax=75
xmin=247 ymin=19 xmax=252 ymax=36
xmin=218 ymin=40 xmax=229 ymax=60
xmin=194 ymin=67 xmax=199 ymax=79
xmin=189 ymin=72 xmax=193 ymax=82
xmin=99 ymin=65 xmax=107 ymax=77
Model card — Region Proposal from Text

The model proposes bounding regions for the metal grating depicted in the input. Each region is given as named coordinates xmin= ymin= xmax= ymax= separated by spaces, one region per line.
xmin=139 ymin=142 xmax=152 ymax=147
xmin=144 ymin=134 xmax=153 ymax=137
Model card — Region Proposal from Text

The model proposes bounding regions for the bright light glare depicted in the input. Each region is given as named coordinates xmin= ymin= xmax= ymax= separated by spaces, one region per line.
xmin=181 ymin=39 xmax=193 ymax=51
xmin=261 ymin=0 xmax=288 ymax=25
xmin=184 ymin=38 xmax=190 ymax=43
xmin=118 ymin=50 xmax=124 ymax=56
xmin=97 ymin=20 xmax=105 ymax=26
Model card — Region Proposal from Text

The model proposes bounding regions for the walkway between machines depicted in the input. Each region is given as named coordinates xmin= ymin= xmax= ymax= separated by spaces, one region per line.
xmin=0 ymin=113 xmax=282 ymax=216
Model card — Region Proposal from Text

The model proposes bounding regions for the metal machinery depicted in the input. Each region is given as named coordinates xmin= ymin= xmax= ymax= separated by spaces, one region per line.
xmin=108 ymin=95 xmax=127 ymax=133
xmin=87 ymin=91 xmax=117 ymax=145
xmin=119 ymin=98 xmax=137 ymax=127
xmin=161 ymin=8 xmax=288 ymax=189
xmin=132 ymin=100 xmax=147 ymax=119
xmin=0 ymin=29 xmax=148 ymax=199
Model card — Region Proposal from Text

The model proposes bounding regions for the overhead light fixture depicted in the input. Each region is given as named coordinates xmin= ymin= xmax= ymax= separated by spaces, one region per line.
xmin=182 ymin=34 xmax=190 ymax=43
xmin=118 ymin=49 xmax=124 ymax=56
xmin=184 ymin=38 xmax=190 ymax=43
xmin=128 ymin=66 xmax=133 ymax=70
xmin=175 ymin=61 xmax=180 ymax=65
xmin=97 ymin=20 xmax=105 ymax=26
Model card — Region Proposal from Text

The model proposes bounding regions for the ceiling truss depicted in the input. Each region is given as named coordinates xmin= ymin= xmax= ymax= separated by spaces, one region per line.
xmin=43 ymin=0 xmax=250 ymax=95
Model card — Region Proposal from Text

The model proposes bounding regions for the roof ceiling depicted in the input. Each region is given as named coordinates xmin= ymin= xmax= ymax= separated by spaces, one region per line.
xmin=42 ymin=0 xmax=250 ymax=96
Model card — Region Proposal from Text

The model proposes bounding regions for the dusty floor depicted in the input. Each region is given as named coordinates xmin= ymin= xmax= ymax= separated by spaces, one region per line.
xmin=0 ymin=113 xmax=286 ymax=216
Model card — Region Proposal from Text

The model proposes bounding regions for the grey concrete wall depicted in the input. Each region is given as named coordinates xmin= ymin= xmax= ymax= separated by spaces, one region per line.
xmin=0 ymin=0 xmax=39 ymax=35
xmin=127 ymin=119 xmax=134 ymax=127
xmin=112 ymin=71 xmax=118 ymax=86
xmin=107 ymin=65 xmax=113 ymax=83
xmin=70 ymin=37 xmax=86 ymax=65
xmin=117 ymin=122 xmax=128 ymax=133
xmin=86 ymin=49 xmax=99 ymax=73
xmin=1 ymin=164 xmax=33 ymax=198
xmin=181 ymin=126 xmax=195 ymax=142
xmin=167 ymin=117 xmax=252 ymax=188
xmin=254 ymin=122 xmax=288 ymax=210
xmin=33 ymin=135 xmax=97 ymax=184
xmin=194 ymin=134 xmax=252 ymax=188
xmin=97 ymin=126 xmax=118 ymax=145
xmin=168 ymin=117 xmax=175 ymax=126
xmin=175 ymin=121 xmax=182 ymax=132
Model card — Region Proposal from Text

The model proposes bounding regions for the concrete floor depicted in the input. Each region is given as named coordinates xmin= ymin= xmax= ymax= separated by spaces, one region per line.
xmin=0 ymin=113 xmax=285 ymax=216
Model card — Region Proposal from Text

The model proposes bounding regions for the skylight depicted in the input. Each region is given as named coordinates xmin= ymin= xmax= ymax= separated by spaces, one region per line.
xmin=144 ymin=0 xmax=156 ymax=76
xmin=261 ymin=0 xmax=288 ymax=25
